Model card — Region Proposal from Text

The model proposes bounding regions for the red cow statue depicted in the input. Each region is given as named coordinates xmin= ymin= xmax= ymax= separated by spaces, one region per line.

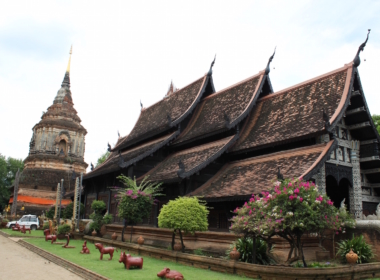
xmin=118 ymin=252 xmax=143 ymax=270
xmin=157 ymin=268 xmax=184 ymax=280
xmin=80 ymin=241 xmax=90 ymax=254
xmin=94 ymin=243 xmax=117 ymax=260
xmin=20 ymin=225 xmax=31 ymax=234
xmin=11 ymin=223 xmax=21 ymax=231
xmin=44 ymin=229 xmax=56 ymax=243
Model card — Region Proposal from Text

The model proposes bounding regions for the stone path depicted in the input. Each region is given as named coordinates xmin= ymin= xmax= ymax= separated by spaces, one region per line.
xmin=0 ymin=234 xmax=82 ymax=280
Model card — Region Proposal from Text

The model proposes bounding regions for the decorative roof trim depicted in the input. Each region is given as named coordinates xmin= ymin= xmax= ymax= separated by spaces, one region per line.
xmin=258 ymin=63 xmax=353 ymax=102
xmin=139 ymin=135 xmax=237 ymax=183
xmin=171 ymin=74 xmax=211 ymax=127
xmin=227 ymin=73 xmax=266 ymax=130
xmin=119 ymin=130 xmax=180 ymax=168
xmin=84 ymin=131 xmax=179 ymax=180
xmin=178 ymin=134 xmax=238 ymax=179
xmin=300 ymin=139 xmax=337 ymax=180
xmin=329 ymin=64 xmax=354 ymax=125
xmin=112 ymin=75 xmax=210 ymax=152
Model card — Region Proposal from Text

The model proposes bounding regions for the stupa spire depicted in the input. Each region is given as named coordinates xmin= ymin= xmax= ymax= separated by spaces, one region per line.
xmin=61 ymin=45 xmax=72 ymax=88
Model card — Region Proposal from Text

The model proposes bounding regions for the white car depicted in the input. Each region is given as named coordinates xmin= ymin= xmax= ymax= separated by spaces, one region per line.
xmin=6 ymin=215 xmax=39 ymax=230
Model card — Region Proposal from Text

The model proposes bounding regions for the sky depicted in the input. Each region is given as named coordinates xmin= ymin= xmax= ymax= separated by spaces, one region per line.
xmin=1 ymin=0 xmax=379 ymax=171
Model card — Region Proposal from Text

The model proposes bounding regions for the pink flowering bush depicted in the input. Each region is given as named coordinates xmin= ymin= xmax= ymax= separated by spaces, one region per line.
xmin=230 ymin=178 xmax=355 ymax=264
xmin=110 ymin=175 xmax=162 ymax=242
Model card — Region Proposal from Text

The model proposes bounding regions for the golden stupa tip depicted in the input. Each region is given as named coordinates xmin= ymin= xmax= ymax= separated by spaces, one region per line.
xmin=66 ymin=45 xmax=72 ymax=73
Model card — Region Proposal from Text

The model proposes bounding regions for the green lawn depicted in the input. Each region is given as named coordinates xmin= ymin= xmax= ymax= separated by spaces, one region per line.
xmin=1 ymin=228 xmax=44 ymax=237
xmin=25 ymin=238 xmax=249 ymax=280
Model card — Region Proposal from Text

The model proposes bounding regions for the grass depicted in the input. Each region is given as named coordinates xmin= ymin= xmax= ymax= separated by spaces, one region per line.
xmin=25 ymin=238 xmax=249 ymax=280
xmin=1 ymin=228 xmax=44 ymax=237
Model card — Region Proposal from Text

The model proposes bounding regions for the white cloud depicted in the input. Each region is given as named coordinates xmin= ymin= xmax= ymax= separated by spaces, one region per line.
xmin=0 ymin=0 xmax=379 ymax=172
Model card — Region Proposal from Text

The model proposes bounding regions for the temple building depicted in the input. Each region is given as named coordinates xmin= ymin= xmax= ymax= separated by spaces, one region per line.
xmin=9 ymin=48 xmax=88 ymax=215
xmin=83 ymin=31 xmax=380 ymax=230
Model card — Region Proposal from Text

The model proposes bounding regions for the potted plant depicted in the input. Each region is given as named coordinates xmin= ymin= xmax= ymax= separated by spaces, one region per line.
xmin=57 ymin=224 xmax=71 ymax=239
xmin=1 ymin=218 xmax=9 ymax=228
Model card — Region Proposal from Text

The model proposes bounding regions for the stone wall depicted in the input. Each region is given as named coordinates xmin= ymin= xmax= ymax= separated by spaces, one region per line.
xmin=20 ymin=168 xmax=76 ymax=191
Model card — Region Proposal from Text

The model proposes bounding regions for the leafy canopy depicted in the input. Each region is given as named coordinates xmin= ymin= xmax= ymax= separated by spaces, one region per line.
xmin=372 ymin=114 xmax=380 ymax=135
xmin=158 ymin=197 xmax=209 ymax=234
xmin=62 ymin=202 xmax=85 ymax=219
xmin=89 ymin=200 xmax=112 ymax=232
xmin=111 ymin=175 xmax=163 ymax=225
xmin=96 ymin=151 xmax=110 ymax=167
xmin=0 ymin=154 xmax=24 ymax=212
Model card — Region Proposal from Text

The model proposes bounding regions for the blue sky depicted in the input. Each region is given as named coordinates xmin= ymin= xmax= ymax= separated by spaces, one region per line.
xmin=1 ymin=0 xmax=379 ymax=169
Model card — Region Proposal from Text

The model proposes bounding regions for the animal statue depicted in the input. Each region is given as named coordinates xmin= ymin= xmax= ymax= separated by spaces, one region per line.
xmin=11 ymin=223 xmax=21 ymax=231
xmin=62 ymin=234 xmax=75 ymax=248
xmin=20 ymin=225 xmax=31 ymax=234
xmin=44 ymin=229 xmax=57 ymax=242
xmin=157 ymin=268 xmax=184 ymax=280
xmin=80 ymin=241 xmax=90 ymax=254
xmin=118 ymin=252 xmax=143 ymax=270
xmin=376 ymin=203 xmax=380 ymax=220
xmin=94 ymin=243 xmax=117 ymax=260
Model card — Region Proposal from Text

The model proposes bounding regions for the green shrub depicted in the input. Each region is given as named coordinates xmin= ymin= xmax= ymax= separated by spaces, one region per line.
xmin=57 ymin=224 xmax=71 ymax=235
xmin=89 ymin=200 xmax=112 ymax=233
xmin=193 ymin=248 xmax=206 ymax=256
xmin=43 ymin=223 xmax=49 ymax=230
xmin=62 ymin=202 xmax=85 ymax=219
xmin=158 ymin=197 xmax=209 ymax=234
xmin=46 ymin=206 xmax=55 ymax=219
xmin=227 ymin=237 xmax=275 ymax=265
xmin=336 ymin=235 xmax=375 ymax=264
xmin=2 ymin=218 xmax=9 ymax=223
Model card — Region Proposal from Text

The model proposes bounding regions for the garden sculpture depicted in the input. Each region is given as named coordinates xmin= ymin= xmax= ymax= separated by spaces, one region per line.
xmin=80 ymin=241 xmax=90 ymax=254
xmin=118 ymin=252 xmax=143 ymax=270
xmin=44 ymin=229 xmax=57 ymax=243
xmin=20 ymin=225 xmax=31 ymax=234
xmin=157 ymin=268 xmax=184 ymax=280
xmin=62 ymin=234 xmax=75 ymax=248
xmin=94 ymin=243 xmax=117 ymax=260
xmin=11 ymin=223 xmax=20 ymax=231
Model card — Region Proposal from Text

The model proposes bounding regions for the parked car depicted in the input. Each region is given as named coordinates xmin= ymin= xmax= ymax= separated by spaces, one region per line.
xmin=6 ymin=215 xmax=40 ymax=230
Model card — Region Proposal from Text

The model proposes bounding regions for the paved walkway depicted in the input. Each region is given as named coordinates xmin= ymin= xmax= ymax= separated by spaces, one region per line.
xmin=0 ymin=234 xmax=82 ymax=280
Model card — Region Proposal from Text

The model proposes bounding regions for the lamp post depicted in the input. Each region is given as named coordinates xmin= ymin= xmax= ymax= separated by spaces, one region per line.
xmin=57 ymin=179 xmax=64 ymax=225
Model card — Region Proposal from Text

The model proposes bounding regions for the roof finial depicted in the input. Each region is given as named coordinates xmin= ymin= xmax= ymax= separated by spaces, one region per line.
xmin=207 ymin=54 xmax=216 ymax=76
xmin=67 ymin=45 xmax=72 ymax=73
xmin=107 ymin=143 xmax=111 ymax=152
xmin=140 ymin=100 xmax=143 ymax=110
xmin=265 ymin=47 xmax=276 ymax=75
xmin=353 ymin=29 xmax=370 ymax=67
xmin=277 ymin=167 xmax=284 ymax=181
xmin=118 ymin=131 xmax=120 ymax=138
xmin=61 ymin=45 xmax=72 ymax=88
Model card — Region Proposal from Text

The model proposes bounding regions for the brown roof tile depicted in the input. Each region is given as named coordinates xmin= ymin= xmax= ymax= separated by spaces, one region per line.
xmin=173 ymin=72 xmax=265 ymax=145
xmin=113 ymin=75 xmax=208 ymax=151
xmin=85 ymin=132 xmax=178 ymax=179
xmin=190 ymin=141 xmax=335 ymax=200
xmin=141 ymin=135 xmax=237 ymax=182
xmin=232 ymin=64 xmax=353 ymax=152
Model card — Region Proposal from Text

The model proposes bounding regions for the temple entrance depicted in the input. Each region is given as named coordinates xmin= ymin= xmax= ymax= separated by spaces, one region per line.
xmin=326 ymin=175 xmax=350 ymax=211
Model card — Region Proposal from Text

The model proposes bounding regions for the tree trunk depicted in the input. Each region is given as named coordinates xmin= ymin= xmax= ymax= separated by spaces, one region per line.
xmin=171 ymin=230 xmax=176 ymax=250
xmin=179 ymin=229 xmax=185 ymax=253
xmin=130 ymin=224 xmax=133 ymax=243
xmin=252 ymin=234 xmax=257 ymax=264
xmin=121 ymin=219 xmax=126 ymax=242
xmin=301 ymin=242 xmax=307 ymax=267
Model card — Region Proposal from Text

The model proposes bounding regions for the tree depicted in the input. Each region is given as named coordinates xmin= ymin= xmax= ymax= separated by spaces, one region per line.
xmin=111 ymin=175 xmax=162 ymax=242
xmin=89 ymin=200 xmax=113 ymax=233
xmin=230 ymin=178 xmax=355 ymax=265
xmin=0 ymin=154 xmax=24 ymax=212
xmin=62 ymin=202 xmax=85 ymax=219
xmin=372 ymin=115 xmax=380 ymax=135
xmin=158 ymin=197 xmax=209 ymax=252
xmin=96 ymin=151 xmax=110 ymax=167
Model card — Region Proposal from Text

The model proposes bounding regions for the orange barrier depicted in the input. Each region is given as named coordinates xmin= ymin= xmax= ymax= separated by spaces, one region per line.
xmin=9 ymin=195 xmax=71 ymax=205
